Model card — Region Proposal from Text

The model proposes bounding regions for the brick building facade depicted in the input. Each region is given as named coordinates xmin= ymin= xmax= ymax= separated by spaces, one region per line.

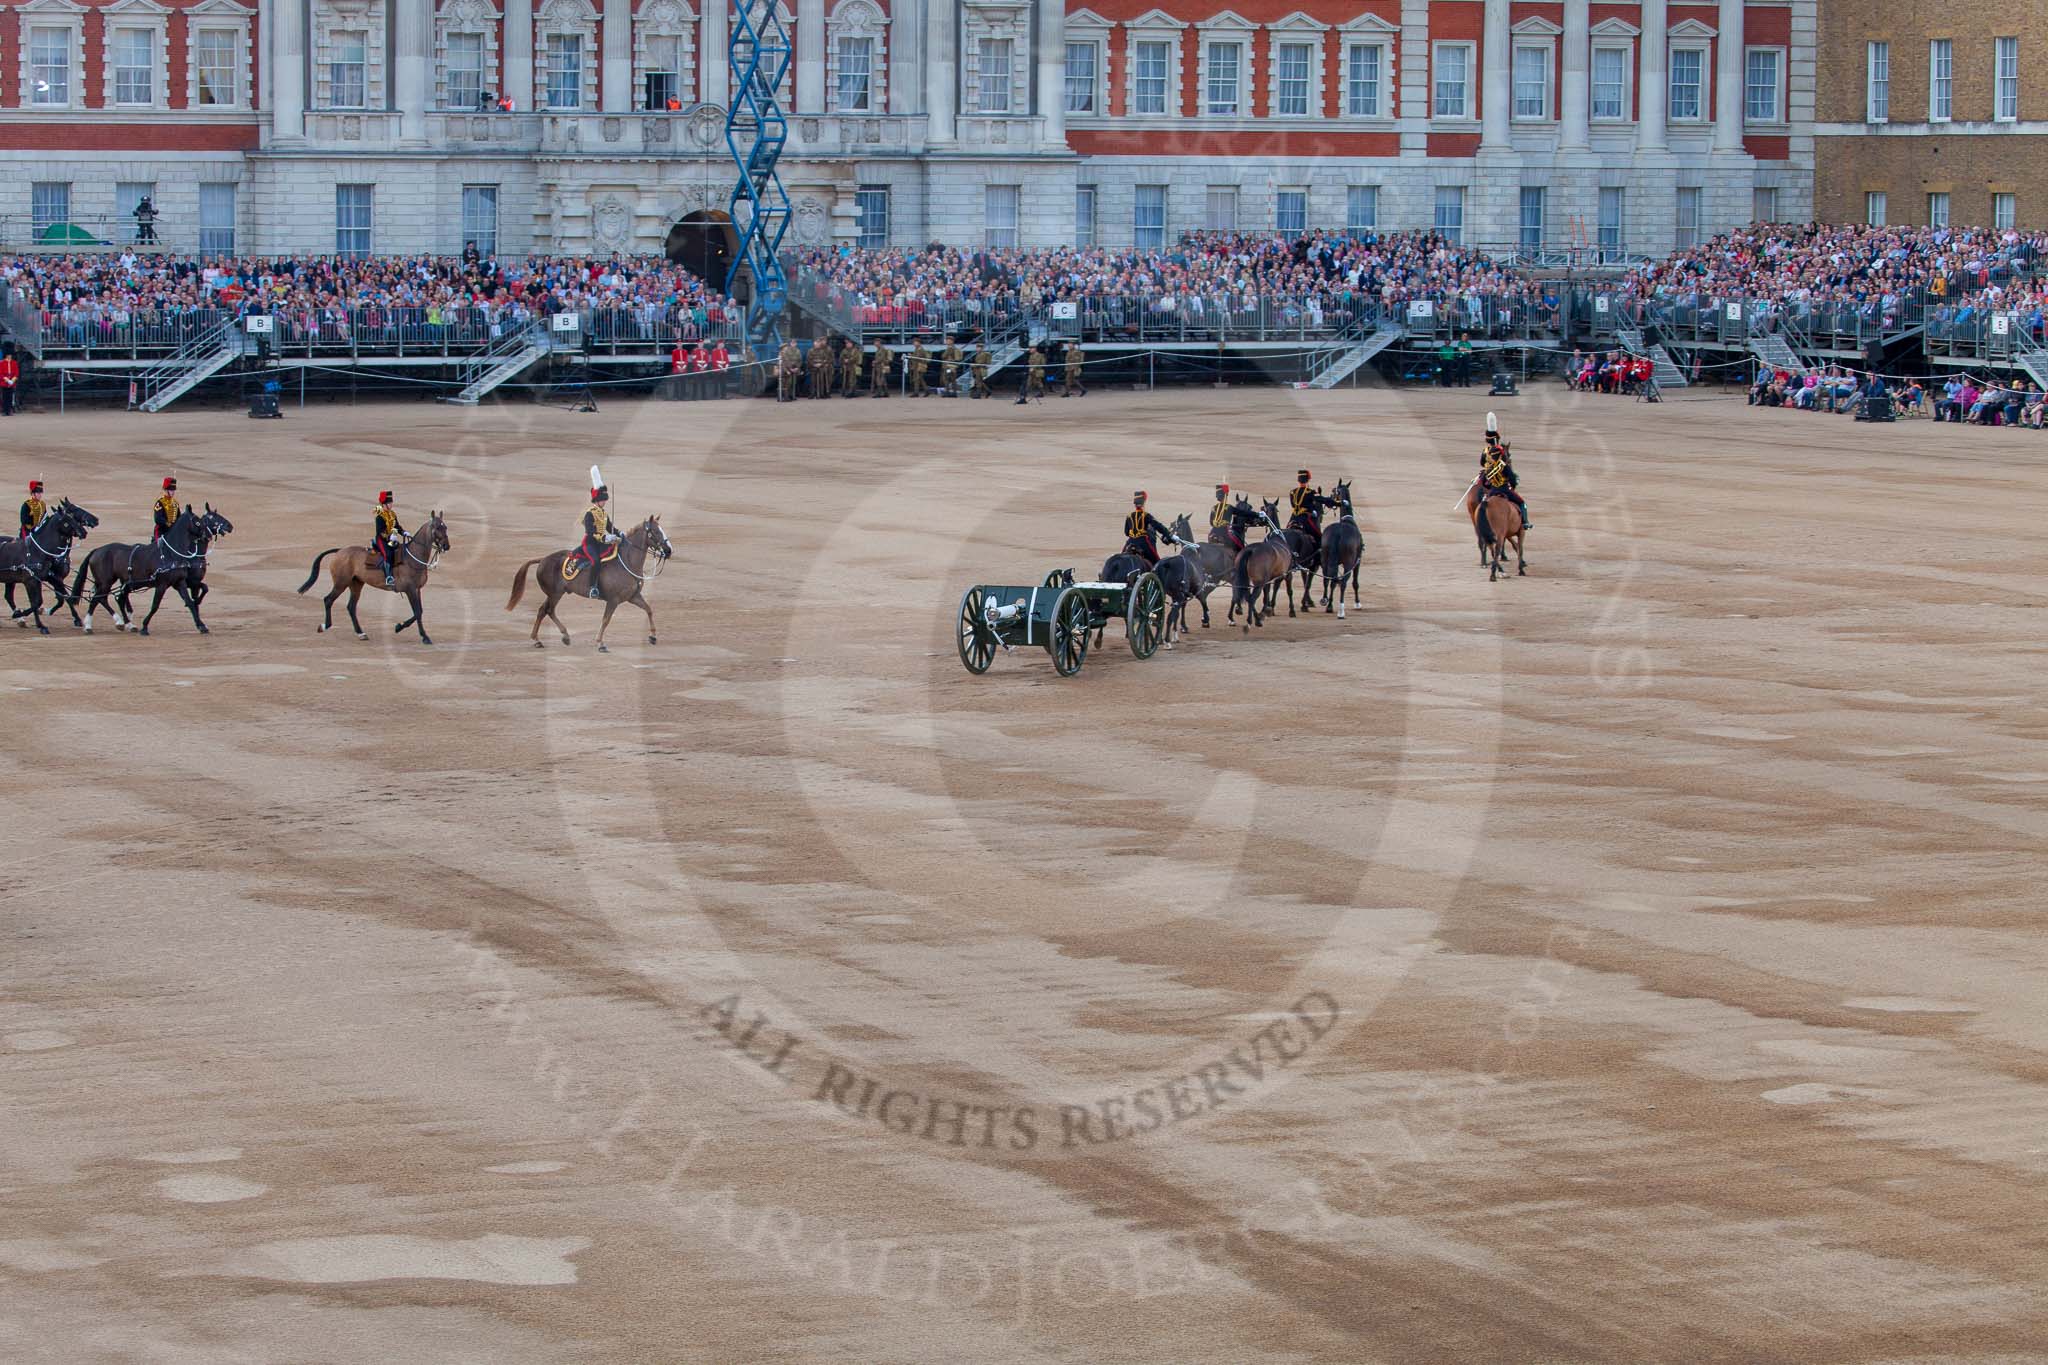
xmin=1815 ymin=0 xmax=2047 ymax=229
xmin=0 ymin=0 xmax=1813 ymax=257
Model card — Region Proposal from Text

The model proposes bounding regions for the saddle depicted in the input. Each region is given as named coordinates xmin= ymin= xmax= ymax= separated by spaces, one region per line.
xmin=561 ymin=543 xmax=619 ymax=583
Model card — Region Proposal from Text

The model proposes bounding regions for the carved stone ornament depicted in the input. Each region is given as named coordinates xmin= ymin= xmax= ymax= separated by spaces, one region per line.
xmin=602 ymin=116 xmax=623 ymax=142
xmin=594 ymin=196 xmax=633 ymax=251
xmin=795 ymin=196 xmax=829 ymax=245
xmin=688 ymin=105 xmax=724 ymax=148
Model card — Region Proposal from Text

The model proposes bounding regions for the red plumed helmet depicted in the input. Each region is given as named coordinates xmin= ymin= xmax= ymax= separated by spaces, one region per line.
xmin=28 ymin=479 xmax=43 ymax=493
xmin=163 ymin=476 xmax=177 ymax=490
xmin=378 ymin=490 xmax=393 ymax=504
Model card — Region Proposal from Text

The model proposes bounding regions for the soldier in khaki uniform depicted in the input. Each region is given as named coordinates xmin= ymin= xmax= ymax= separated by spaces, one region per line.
xmin=906 ymin=340 xmax=929 ymax=397
xmin=777 ymin=340 xmax=802 ymax=402
xmin=970 ymin=345 xmax=992 ymax=399
xmin=870 ymin=339 xmax=893 ymax=397
xmin=1062 ymin=343 xmax=1086 ymax=397
xmin=940 ymin=340 xmax=962 ymax=396
xmin=809 ymin=336 xmax=836 ymax=398
xmin=841 ymin=337 xmax=863 ymax=397
xmin=1025 ymin=345 xmax=1046 ymax=400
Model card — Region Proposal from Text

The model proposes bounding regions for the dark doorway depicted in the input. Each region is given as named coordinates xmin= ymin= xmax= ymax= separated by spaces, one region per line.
xmin=665 ymin=210 xmax=746 ymax=301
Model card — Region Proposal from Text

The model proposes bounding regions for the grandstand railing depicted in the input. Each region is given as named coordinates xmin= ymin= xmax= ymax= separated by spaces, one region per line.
xmin=21 ymin=302 xmax=743 ymax=363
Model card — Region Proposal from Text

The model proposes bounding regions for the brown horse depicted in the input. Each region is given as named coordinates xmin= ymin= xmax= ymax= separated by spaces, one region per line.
xmin=297 ymin=511 xmax=451 ymax=643
xmin=1230 ymin=502 xmax=1298 ymax=632
xmin=506 ymin=514 xmax=673 ymax=652
xmin=1462 ymin=484 xmax=1526 ymax=581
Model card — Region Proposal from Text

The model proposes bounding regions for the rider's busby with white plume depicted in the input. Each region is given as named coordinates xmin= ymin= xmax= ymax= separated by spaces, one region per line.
xmin=590 ymin=464 xmax=608 ymax=501
xmin=1485 ymin=411 xmax=1499 ymax=435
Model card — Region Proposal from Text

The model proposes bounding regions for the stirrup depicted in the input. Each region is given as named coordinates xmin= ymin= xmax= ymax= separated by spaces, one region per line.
xmin=588 ymin=586 xmax=602 ymax=598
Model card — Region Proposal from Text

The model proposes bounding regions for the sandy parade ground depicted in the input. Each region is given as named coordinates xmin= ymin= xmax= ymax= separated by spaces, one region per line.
xmin=1 ymin=380 xmax=2045 ymax=1363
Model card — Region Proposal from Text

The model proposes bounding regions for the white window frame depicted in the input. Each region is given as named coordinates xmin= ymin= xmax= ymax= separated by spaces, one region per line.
xmin=544 ymin=31 xmax=583 ymax=109
xmin=1337 ymin=15 xmax=1396 ymax=121
xmin=1519 ymin=186 xmax=1546 ymax=251
xmin=104 ymin=0 xmax=169 ymax=111
xmin=335 ymin=183 xmax=374 ymax=258
xmin=436 ymin=0 xmax=502 ymax=112
xmin=1744 ymin=46 xmax=1783 ymax=125
xmin=855 ymin=184 xmax=890 ymax=248
xmin=1994 ymin=37 xmax=2019 ymax=123
xmin=1753 ymin=186 xmax=1779 ymax=224
xmin=445 ymin=29 xmax=488 ymax=109
xmin=1993 ymin=191 xmax=2016 ymax=231
xmin=110 ymin=25 xmax=155 ymax=106
xmin=1512 ymin=41 xmax=1550 ymax=121
xmin=22 ymin=1 xmax=83 ymax=112
xmin=1590 ymin=40 xmax=1632 ymax=122
xmin=1597 ymin=186 xmax=1624 ymax=251
xmin=1346 ymin=184 xmax=1378 ymax=234
xmin=1199 ymin=27 xmax=1249 ymax=118
xmin=1205 ymin=184 xmax=1238 ymax=232
xmin=1926 ymin=191 xmax=1949 ymax=229
xmin=984 ymin=183 xmax=1020 ymax=250
xmin=1432 ymin=40 xmax=1473 ymax=120
xmin=1865 ymin=190 xmax=1887 ymax=226
xmin=1667 ymin=42 xmax=1707 ymax=122
xmin=1928 ymin=39 xmax=1951 ymax=122
xmin=826 ymin=0 xmax=884 ymax=114
xmin=1433 ymin=185 xmax=1465 ymax=244
xmin=833 ymin=34 xmax=874 ymax=111
xmin=1275 ymin=188 xmax=1307 ymax=234
xmin=1344 ymin=40 xmax=1387 ymax=118
xmin=1134 ymin=183 xmax=1168 ymax=250
xmin=197 ymin=181 xmax=237 ymax=255
xmin=1075 ymin=184 xmax=1098 ymax=247
xmin=1675 ymin=186 xmax=1702 ymax=249
xmin=1268 ymin=22 xmax=1325 ymax=119
xmin=1064 ymin=11 xmax=1112 ymax=118
xmin=973 ymin=36 xmax=1014 ymax=113
xmin=1064 ymin=38 xmax=1100 ymax=115
xmin=30 ymin=182 xmax=72 ymax=237
xmin=1125 ymin=18 xmax=1185 ymax=119
xmin=461 ymin=184 xmax=500 ymax=256
xmin=186 ymin=0 xmax=252 ymax=112
xmin=1866 ymin=41 xmax=1888 ymax=124
xmin=534 ymin=0 xmax=598 ymax=113
xmin=635 ymin=0 xmax=699 ymax=111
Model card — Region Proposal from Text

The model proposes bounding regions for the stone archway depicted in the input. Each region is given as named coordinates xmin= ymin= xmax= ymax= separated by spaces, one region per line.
xmin=664 ymin=209 xmax=745 ymax=301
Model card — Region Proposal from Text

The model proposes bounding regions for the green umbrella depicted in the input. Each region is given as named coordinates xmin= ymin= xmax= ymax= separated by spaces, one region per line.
xmin=37 ymin=222 xmax=105 ymax=246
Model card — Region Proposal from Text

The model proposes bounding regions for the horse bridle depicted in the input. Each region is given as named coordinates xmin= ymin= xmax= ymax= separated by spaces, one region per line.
xmin=611 ymin=523 xmax=671 ymax=583
xmin=403 ymin=524 xmax=445 ymax=570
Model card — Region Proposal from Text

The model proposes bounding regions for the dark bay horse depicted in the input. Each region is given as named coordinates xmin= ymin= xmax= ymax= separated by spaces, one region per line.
xmin=0 ymin=499 xmax=98 ymax=634
xmin=75 ymin=505 xmax=233 ymax=635
xmin=1184 ymin=496 xmax=1258 ymax=628
xmin=1231 ymin=502 xmax=1298 ymax=632
xmin=507 ymin=514 xmax=672 ymax=652
xmin=1463 ymin=484 xmax=1526 ymax=581
xmin=298 ymin=511 xmax=451 ymax=643
xmin=1318 ymin=480 xmax=1365 ymax=618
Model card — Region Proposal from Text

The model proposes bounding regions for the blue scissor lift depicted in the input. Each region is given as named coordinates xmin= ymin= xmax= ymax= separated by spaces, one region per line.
xmin=724 ymin=0 xmax=794 ymax=356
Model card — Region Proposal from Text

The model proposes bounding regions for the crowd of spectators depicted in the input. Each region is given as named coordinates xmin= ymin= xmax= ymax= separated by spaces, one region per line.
xmin=792 ymin=231 xmax=1557 ymax=337
xmin=0 ymin=244 xmax=740 ymax=353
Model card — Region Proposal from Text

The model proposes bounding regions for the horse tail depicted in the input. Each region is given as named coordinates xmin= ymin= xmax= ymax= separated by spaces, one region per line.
xmin=507 ymin=557 xmax=544 ymax=611
xmin=69 ymin=549 xmax=96 ymax=604
xmin=297 ymin=549 xmax=340 ymax=594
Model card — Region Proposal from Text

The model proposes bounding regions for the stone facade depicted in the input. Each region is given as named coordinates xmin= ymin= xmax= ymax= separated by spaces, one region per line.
xmin=0 ymin=0 xmax=1815 ymax=259
xmin=1814 ymin=0 xmax=2048 ymax=228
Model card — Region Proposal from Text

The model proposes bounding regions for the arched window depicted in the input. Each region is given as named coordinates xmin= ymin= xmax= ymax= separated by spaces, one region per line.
xmin=535 ymin=0 xmax=598 ymax=111
xmin=436 ymin=0 xmax=501 ymax=111
xmin=826 ymin=0 xmax=885 ymax=113
xmin=634 ymin=0 xmax=697 ymax=110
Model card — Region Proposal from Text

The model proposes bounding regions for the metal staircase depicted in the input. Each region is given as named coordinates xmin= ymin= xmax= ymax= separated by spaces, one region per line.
xmin=1306 ymin=321 xmax=1405 ymax=389
xmin=1615 ymin=320 xmax=1689 ymax=390
xmin=440 ymin=321 xmax=548 ymax=405
xmin=1746 ymin=331 xmax=1808 ymax=378
xmin=134 ymin=319 xmax=243 ymax=412
xmin=2010 ymin=328 xmax=2048 ymax=390
xmin=725 ymin=0 xmax=794 ymax=357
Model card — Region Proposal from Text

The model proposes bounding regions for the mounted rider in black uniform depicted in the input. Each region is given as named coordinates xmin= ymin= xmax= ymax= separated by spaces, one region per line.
xmin=153 ymin=477 xmax=180 ymax=541
xmin=373 ymin=490 xmax=406 ymax=586
xmin=1288 ymin=469 xmax=1332 ymax=564
xmin=1123 ymin=491 xmax=1174 ymax=566
xmin=1479 ymin=412 xmax=1532 ymax=526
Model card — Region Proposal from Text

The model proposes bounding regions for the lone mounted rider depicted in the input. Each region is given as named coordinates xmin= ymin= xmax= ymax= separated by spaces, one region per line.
xmin=153 ymin=477 xmax=180 ymax=541
xmin=1123 ymin=491 xmax=1175 ymax=566
xmin=1479 ymin=412 xmax=1532 ymax=526
xmin=20 ymin=479 xmax=47 ymax=539
xmin=572 ymin=465 xmax=619 ymax=598
xmin=1209 ymin=483 xmax=1245 ymax=552
xmin=373 ymin=490 xmax=406 ymax=587
xmin=1288 ymin=469 xmax=1330 ymax=562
